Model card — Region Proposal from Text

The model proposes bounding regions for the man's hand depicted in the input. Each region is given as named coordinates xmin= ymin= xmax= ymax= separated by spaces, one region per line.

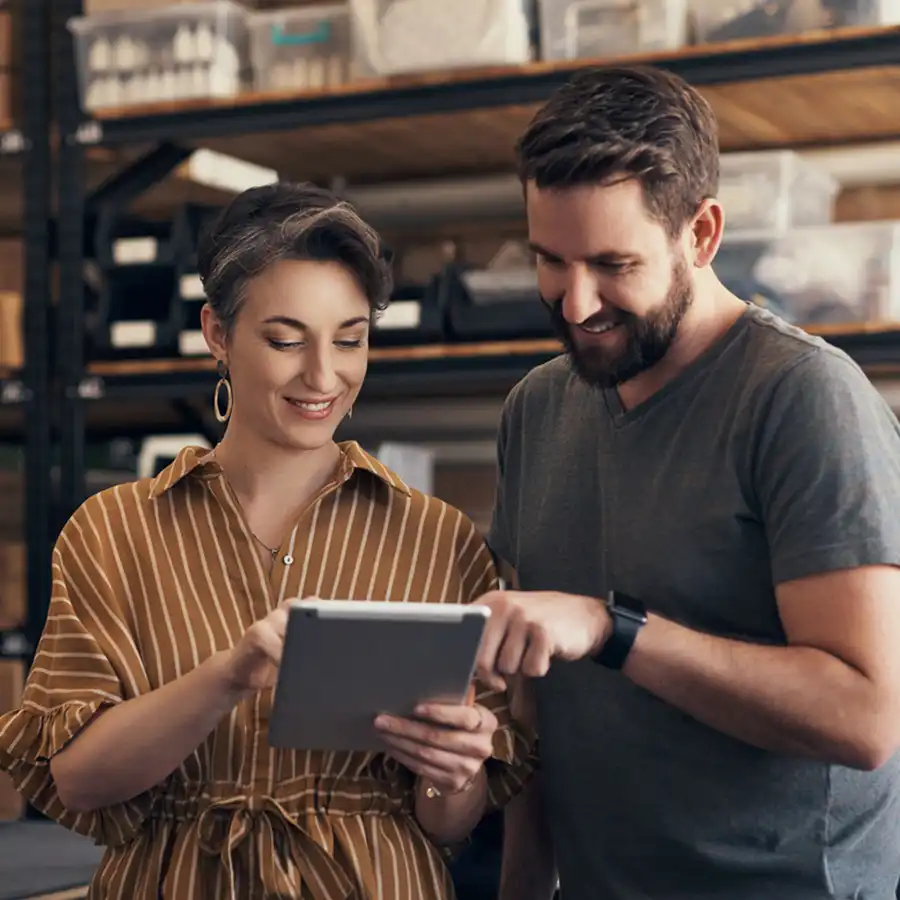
xmin=374 ymin=700 xmax=498 ymax=794
xmin=475 ymin=590 xmax=611 ymax=690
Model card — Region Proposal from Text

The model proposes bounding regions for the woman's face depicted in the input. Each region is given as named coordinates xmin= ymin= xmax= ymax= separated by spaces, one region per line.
xmin=202 ymin=258 xmax=371 ymax=452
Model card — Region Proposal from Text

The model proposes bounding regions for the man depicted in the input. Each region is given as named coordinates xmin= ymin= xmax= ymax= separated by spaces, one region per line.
xmin=475 ymin=64 xmax=900 ymax=900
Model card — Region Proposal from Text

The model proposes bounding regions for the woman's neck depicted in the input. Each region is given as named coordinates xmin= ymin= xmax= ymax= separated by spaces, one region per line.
xmin=212 ymin=424 xmax=342 ymax=506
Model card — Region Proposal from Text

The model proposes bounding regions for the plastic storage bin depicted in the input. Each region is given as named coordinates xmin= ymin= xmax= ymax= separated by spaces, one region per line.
xmin=68 ymin=0 xmax=250 ymax=112
xmin=370 ymin=280 xmax=446 ymax=347
xmin=350 ymin=0 xmax=533 ymax=78
xmin=688 ymin=0 xmax=900 ymax=45
xmin=249 ymin=4 xmax=354 ymax=94
xmin=715 ymin=222 xmax=900 ymax=325
xmin=719 ymin=150 xmax=838 ymax=237
xmin=539 ymin=0 xmax=688 ymax=61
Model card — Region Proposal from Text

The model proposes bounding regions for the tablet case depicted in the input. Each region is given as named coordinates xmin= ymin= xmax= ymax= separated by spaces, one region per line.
xmin=269 ymin=601 xmax=489 ymax=752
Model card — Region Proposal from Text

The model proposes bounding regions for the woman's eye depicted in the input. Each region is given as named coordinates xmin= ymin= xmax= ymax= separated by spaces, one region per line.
xmin=268 ymin=339 xmax=302 ymax=351
xmin=336 ymin=339 xmax=364 ymax=349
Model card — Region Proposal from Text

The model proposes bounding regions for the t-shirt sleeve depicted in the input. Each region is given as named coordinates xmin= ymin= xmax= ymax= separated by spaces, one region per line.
xmin=752 ymin=347 xmax=900 ymax=586
xmin=456 ymin=519 xmax=538 ymax=811
xmin=486 ymin=392 xmax=515 ymax=568
xmin=0 ymin=500 xmax=153 ymax=846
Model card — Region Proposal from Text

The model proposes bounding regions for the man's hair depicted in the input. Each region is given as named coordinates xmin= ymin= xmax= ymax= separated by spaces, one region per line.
xmin=515 ymin=65 xmax=720 ymax=236
xmin=197 ymin=181 xmax=393 ymax=333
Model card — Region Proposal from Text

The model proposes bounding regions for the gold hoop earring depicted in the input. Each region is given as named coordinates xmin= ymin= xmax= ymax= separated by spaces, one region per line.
xmin=214 ymin=360 xmax=233 ymax=424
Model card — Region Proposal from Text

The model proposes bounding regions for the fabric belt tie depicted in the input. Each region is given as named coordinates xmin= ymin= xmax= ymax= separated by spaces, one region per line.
xmin=197 ymin=794 xmax=357 ymax=900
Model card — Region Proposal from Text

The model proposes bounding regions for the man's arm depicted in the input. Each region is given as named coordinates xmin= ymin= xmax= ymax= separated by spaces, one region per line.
xmin=478 ymin=349 xmax=900 ymax=768
xmin=623 ymin=564 xmax=900 ymax=769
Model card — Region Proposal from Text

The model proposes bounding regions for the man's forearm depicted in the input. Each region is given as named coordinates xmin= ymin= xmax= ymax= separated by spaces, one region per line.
xmin=499 ymin=776 xmax=556 ymax=900
xmin=625 ymin=615 xmax=890 ymax=768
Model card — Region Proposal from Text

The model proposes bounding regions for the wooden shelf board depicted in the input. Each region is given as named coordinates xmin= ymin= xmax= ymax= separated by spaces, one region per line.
xmin=81 ymin=29 xmax=900 ymax=184
xmin=182 ymin=67 xmax=900 ymax=185
xmin=85 ymin=323 xmax=900 ymax=382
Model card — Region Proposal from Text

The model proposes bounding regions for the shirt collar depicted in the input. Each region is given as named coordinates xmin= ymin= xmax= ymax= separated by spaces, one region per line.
xmin=148 ymin=441 xmax=412 ymax=500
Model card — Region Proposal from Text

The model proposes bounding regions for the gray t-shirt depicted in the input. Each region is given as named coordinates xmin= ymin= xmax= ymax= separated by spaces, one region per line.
xmin=488 ymin=304 xmax=900 ymax=900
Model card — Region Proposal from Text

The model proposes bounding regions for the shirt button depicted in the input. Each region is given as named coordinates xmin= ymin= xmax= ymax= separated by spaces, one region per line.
xmin=283 ymin=555 xmax=294 ymax=566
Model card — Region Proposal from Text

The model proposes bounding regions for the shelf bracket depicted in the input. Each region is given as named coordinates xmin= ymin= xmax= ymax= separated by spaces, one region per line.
xmin=86 ymin=141 xmax=195 ymax=214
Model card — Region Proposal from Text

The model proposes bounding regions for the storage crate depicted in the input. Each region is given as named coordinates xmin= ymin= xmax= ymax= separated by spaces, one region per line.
xmin=538 ymin=0 xmax=688 ymax=61
xmin=719 ymin=150 xmax=838 ymax=237
xmin=68 ymin=0 xmax=251 ymax=112
xmin=715 ymin=221 xmax=900 ymax=326
xmin=350 ymin=0 xmax=533 ymax=77
xmin=250 ymin=3 xmax=354 ymax=93
xmin=688 ymin=0 xmax=900 ymax=45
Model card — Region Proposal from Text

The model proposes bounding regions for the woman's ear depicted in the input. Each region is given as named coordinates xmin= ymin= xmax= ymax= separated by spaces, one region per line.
xmin=200 ymin=303 xmax=228 ymax=363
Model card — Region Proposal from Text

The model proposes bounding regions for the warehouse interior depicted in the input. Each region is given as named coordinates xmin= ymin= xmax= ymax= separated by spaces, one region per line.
xmin=4 ymin=0 xmax=900 ymax=897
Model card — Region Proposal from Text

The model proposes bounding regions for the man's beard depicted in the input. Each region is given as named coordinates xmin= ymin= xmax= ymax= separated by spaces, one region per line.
xmin=548 ymin=257 xmax=693 ymax=389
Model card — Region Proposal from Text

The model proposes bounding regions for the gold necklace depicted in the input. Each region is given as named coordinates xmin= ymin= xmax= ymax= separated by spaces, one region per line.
xmin=249 ymin=530 xmax=278 ymax=561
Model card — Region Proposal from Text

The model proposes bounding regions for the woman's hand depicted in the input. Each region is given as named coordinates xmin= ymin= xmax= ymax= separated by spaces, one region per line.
xmin=374 ymin=698 xmax=498 ymax=794
xmin=223 ymin=599 xmax=294 ymax=694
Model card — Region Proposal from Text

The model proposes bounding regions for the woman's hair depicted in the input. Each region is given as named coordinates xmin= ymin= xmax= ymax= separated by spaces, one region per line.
xmin=197 ymin=181 xmax=393 ymax=333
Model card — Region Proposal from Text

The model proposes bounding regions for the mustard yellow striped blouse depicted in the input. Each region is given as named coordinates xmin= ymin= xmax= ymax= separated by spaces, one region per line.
xmin=0 ymin=442 xmax=535 ymax=900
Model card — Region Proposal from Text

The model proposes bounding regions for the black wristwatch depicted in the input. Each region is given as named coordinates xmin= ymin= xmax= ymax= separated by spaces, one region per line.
xmin=592 ymin=590 xmax=648 ymax=670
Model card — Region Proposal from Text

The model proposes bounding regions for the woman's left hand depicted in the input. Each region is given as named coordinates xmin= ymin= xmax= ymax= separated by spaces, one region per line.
xmin=374 ymin=700 xmax=498 ymax=794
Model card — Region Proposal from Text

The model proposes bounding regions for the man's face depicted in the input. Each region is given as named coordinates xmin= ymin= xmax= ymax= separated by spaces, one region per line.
xmin=526 ymin=179 xmax=694 ymax=389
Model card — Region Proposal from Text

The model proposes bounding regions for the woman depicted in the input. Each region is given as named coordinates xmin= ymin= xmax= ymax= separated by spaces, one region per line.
xmin=0 ymin=183 xmax=534 ymax=899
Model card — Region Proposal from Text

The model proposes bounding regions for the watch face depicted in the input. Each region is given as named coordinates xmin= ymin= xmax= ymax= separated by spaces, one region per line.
xmin=610 ymin=591 xmax=648 ymax=623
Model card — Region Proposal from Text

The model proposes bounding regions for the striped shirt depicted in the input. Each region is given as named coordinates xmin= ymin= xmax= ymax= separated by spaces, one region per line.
xmin=0 ymin=442 xmax=535 ymax=900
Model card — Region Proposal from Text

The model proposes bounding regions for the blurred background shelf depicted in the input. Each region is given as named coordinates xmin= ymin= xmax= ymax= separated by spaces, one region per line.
xmin=70 ymin=28 xmax=900 ymax=182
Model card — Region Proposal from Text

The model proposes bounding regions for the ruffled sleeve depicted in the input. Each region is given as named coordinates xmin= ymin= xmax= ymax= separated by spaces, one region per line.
xmin=456 ymin=524 xmax=538 ymax=812
xmin=0 ymin=499 xmax=153 ymax=846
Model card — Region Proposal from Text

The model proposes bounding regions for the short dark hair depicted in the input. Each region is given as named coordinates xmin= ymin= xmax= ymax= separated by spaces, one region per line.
xmin=197 ymin=181 xmax=393 ymax=333
xmin=515 ymin=65 xmax=720 ymax=236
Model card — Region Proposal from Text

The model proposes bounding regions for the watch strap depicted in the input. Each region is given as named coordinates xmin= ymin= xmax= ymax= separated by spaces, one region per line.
xmin=593 ymin=591 xmax=647 ymax=670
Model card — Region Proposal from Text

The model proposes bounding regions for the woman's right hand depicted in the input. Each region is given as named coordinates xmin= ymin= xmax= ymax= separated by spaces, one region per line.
xmin=223 ymin=599 xmax=295 ymax=694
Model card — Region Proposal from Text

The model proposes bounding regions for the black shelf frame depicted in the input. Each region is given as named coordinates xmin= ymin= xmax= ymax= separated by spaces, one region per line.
xmin=17 ymin=0 xmax=52 ymax=660
xmin=53 ymin=20 xmax=900 ymax=518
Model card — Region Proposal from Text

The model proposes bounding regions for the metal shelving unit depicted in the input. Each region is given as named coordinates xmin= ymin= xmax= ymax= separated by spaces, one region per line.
xmin=64 ymin=27 xmax=900 ymax=147
xmin=0 ymin=0 xmax=52 ymax=661
xmin=49 ymin=12 xmax=900 ymax=521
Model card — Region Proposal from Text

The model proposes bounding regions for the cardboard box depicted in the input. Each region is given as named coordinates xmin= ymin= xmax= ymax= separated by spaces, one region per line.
xmin=0 ymin=239 xmax=23 ymax=295
xmin=0 ymin=658 xmax=25 ymax=820
xmin=434 ymin=463 xmax=498 ymax=535
xmin=0 ymin=540 xmax=25 ymax=629
xmin=0 ymin=291 xmax=22 ymax=370
xmin=0 ymin=469 xmax=24 ymax=541
xmin=0 ymin=2 xmax=22 ymax=128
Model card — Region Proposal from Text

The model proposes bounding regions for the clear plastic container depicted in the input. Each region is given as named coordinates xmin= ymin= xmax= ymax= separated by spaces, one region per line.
xmin=67 ymin=0 xmax=250 ymax=112
xmin=715 ymin=222 xmax=900 ymax=325
xmin=538 ymin=0 xmax=688 ymax=61
xmin=349 ymin=0 xmax=533 ymax=78
xmin=249 ymin=4 xmax=354 ymax=94
xmin=688 ymin=0 xmax=900 ymax=46
xmin=719 ymin=150 xmax=838 ymax=237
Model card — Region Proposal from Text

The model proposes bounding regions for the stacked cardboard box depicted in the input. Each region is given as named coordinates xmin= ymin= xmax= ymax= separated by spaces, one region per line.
xmin=0 ymin=1 xmax=21 ymax=129
xmin=0 ymin=541 xmax=24 ymax=630
xmin=0 ymin=658 xmax=25 ymax=820
xmin=434 ymin=463 xmax=498 ymax=536
xmin=0 ymin=238 xmax=22 ymax=369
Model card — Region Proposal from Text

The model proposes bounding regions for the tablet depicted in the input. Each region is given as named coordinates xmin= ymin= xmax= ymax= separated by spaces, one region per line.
xmin=269 ymin=599 xmax=491 ymax=752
